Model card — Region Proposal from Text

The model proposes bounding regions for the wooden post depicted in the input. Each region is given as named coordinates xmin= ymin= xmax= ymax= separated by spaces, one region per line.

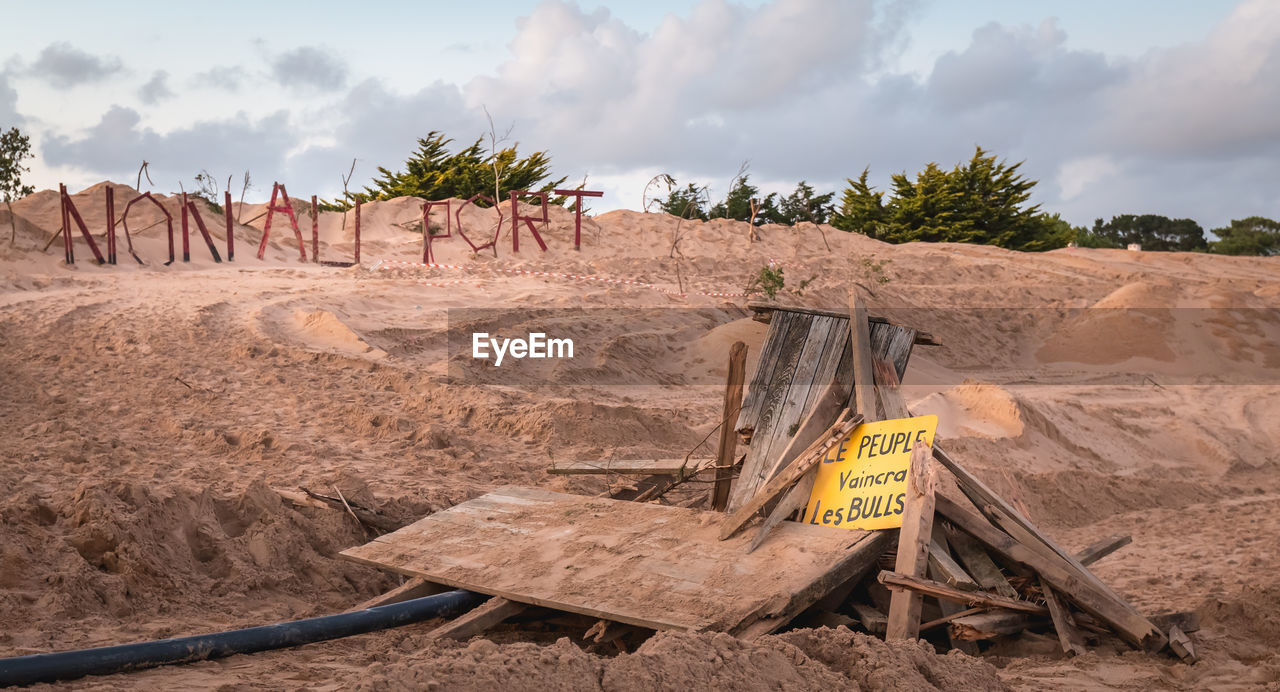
xmin=311 ymin=195 xmax=319 ymax=263
xmin=712 ymin=342 xmax=747 ymax=511
xmin=224 ymin=190 xmax=234 ymax=261
xmin=354 ymin=197 xmax=361 ymax=265
xmin=885 ymin=442 xmax=936 ymax=640
xmin=60 ymin=184 xmax=72 ymax=264
xmin=105 ymin=186 xmax=116 ymax=265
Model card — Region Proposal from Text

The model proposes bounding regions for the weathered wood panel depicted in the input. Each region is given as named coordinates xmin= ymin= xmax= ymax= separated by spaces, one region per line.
xmin=341 ymin=486 xmax=884 ymax=635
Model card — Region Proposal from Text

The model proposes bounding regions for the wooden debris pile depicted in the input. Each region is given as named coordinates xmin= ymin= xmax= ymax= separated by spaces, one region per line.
xmin=339 ymin=295 xmax=1195 ymax=662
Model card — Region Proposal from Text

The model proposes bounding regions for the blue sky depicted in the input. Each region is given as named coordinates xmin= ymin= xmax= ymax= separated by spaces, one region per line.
xmin=2 ymin=0 xmax=1274 ymax=228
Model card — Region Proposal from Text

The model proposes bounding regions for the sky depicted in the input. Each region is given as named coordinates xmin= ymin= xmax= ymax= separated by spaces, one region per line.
xmin=1 ymin=0 xmax=1276 ymax=229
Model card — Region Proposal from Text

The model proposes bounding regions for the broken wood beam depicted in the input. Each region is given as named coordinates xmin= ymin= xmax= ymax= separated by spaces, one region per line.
xmin=886 ymin=442 xmax=937 ymax=641
xmin=943 ymin=525 xmax=1020 ymax=599
xmin=879 ymin=571 xmax=1050 ymax=616
xmin=1075 ymin=534 xmax=1133 ymax=566
xmin=919 ymin=607 xmax=988 ymax=633
xmin=935 ymin=493 xmax=1166 ymax=651
xmin=851 ymin=602 xmax=887 ymax=635
xmin=1168 ymin=625 xmax=1198 ymax=663
xmin=713 ymin=341 xmax=748 ymax=511
xmin=427 ymin=597 xmax=527 ymax=641
xmin=1149 ymin=611 xmax=1200 ymax=634
xmin=1041 ymin=577 xmax=1088 ymax=657
xmin=950 ymin=612 xmax=1035 ymax=641
xmin=720 ymin=413 xmax=861 ymax=540
xmin=927 ymin=536 xmax=979 ymax=591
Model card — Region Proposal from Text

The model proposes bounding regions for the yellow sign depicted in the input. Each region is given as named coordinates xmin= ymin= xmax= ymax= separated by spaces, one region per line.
xmin=803 ymin=415 xmax=938 ymax=531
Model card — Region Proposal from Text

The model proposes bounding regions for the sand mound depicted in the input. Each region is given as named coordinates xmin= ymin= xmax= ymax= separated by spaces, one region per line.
xmin=291 ymin=309 xmax=386 ymax=358
xmin=354 ymin=628 xmax=1006 ymax=691
xmin=913 ymin=381 xmax=1024 ymax=440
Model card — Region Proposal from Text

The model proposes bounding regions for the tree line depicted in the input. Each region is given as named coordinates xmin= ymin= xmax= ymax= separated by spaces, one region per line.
xmin=658 ymin=147 xmax=1277 ymax=256
xmin=2 ymin=122 xmax=1275 ymax=256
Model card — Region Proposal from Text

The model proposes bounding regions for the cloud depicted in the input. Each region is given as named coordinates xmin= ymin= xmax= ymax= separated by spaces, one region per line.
xmin=271 ymin=46 xmax=348 ymax=90
xmin=41 ymin=106 xmax=296 ymax=191
xmin=464 ymin=0 xmax=908 ymax=181
xmin=192 ymin=66 xmax=247 ymax=92
xmin=137 ymin=71 xmax=173 ymax=105
xmin=0 ymin=72 xmax=20 ymax=127
xmin=24 ymin=42 xmax=123 ymax=88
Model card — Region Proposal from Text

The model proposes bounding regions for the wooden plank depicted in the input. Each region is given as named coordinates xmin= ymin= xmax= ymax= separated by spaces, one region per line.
xmin=927 ymin=537 xmax=979 ymax=591
xmin=851 ymin=602 xmax=887 ymax=634
xmin=1042 ymin=577 xmax=1087 ymax=657
xmin=935 ymin=494 xmax=1165 ymax=651
xmin=549 ymin=458 xmax=715 ymax=476
xmin=350 ymin=577 xmax=447 ymax=611
xmin=886 ymin=442 xmax=937 ymax=640
xmin=1075 ymin=534 xmax=1132 ymax=566
xmin=713 ymin=342 xmax=748 ymax=510
xmin=728 ymin=312 xmax=814 ymax=509
xmin=1168 ymin=625 xmax=1198 ymax=663
xmin=747 ymin=315 xmax=837 ymax=498
xmin=944 ymin=527 xmax=1020 ymax=599
xmin=720 ymin=413 xmax=861 ymax=540
xmin=427 ymin=597 xmax=526 ymax=641
xmin=736 ymin=310 xmax=794 ymax=433
xmin=342 ymin=486 xmax=884 ymax=635
xmin=848 ymin=292 xmax=877 ymax=420
xmin=950 ymin=612 xmax=1034 ymax=641
xmin=928 ymin=535 xmax=980 ymax=655
xmin=879 ymin=571 xmax=1049 ymax=615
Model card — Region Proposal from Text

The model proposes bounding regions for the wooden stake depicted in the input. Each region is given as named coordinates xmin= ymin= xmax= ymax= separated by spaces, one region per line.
xmin=1168 ymin=625 xmax=1198 ymax=663
xmin=350 ymin=577 xmax=447 ymax=612
xmin=885 ymin=442 xmax=937 ymax=640
xmin=712 ymin=342 xmax=747 ymax=511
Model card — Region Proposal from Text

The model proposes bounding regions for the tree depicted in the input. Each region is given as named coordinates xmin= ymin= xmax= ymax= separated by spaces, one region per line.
xmin=832 ymin=148 xmax=1070 ymax=251
xmin=709 ymin=174 xmax=778 ymax=224
xmin=1 ymin=127 xmax=36 ymax=246
xmin=1210 ymin=216 xmax=1280 ymax=256
xmin=776 ymin=181 xmax=834 ymax=225
xmin=1091 ymin=214 xmax=1207 ymax=252
xmin=831 ymin=168 xmax=886 ymax=237
xmin=659 ymin=182 xmax=709 ymax=220
xmin=336 ymin=131 xmax=568 ymax=209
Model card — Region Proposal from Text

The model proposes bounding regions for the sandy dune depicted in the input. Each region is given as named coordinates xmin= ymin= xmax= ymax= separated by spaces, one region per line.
xmin=0 ymin=183 xmax=1277 ymax=689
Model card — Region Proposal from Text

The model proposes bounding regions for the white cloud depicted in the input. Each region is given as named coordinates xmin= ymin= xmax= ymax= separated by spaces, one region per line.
xmin=271 ymin=46 xmax=348 ymax=91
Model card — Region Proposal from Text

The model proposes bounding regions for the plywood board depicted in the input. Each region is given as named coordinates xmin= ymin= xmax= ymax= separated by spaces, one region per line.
xmin=341 ymin=486 xmax=884 ymax=635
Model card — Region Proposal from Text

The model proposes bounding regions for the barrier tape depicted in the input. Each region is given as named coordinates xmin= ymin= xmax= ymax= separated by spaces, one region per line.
xmin=367 ymin=258 xmax=786 ymax=299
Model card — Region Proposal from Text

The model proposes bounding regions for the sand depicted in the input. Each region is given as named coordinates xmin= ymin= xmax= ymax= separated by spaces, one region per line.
xmin=0 ymin=182 xmax=1277 ymax=689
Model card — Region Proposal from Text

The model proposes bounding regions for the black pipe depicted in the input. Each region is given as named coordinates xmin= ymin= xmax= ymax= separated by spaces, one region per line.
xmin=0 ymin=590 xmax=485 ymax=687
